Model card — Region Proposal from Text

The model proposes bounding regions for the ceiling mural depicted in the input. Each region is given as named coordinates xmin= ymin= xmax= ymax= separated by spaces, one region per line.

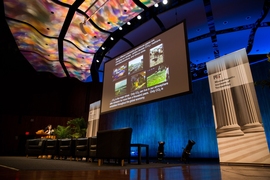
xmin=3 ymin=0 xmax=270 ymax=82
xmin=3 ymin=0 xmax=161 ymax=82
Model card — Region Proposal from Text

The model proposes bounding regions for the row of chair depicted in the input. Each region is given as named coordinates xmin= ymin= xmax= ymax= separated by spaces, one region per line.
xmin=25 ymin=137 xmax=97 ymax=161
xmin=25 ymin=127 xmax=133 ymax=166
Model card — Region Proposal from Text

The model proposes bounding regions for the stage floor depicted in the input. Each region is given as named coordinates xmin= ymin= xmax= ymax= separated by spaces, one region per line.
xmin=0 ymin=156 xmax=269 ymax=180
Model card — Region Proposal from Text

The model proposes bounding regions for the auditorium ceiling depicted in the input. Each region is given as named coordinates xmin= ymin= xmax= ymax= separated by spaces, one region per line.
xmin=2 ymin=0 xmax=270 ymax=82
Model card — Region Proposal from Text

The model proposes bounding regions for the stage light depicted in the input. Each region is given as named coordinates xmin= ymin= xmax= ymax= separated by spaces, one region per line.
xmin=181 ymin=140 xmax=195 ymax=163
xmin=162 ymin=0 xmax=168 ymax=5
xmin=110 ymin=37 xmax=114 ymax=40
xmin=137 ymin=15 xmax=141 ymax=20
xmin=119 ymin=27 xmax=123 ymax=30
xmin=157 ymin=141 xmax=165 ymax=161
xmin=127 ymin=21 xmax=131 ymax=25
xmin=154 ymin=3 xmax=159 ymax=7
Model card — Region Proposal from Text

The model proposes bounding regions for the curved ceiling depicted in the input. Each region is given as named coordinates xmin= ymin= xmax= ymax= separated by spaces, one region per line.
xmin=3 ymin=0 xmax=270 ymax=82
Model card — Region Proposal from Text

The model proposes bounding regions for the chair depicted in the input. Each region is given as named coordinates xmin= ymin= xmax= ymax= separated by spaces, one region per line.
xmin=58 ymin=139 xmax=74 ymax=160
xmin=88 ymin=136 xmax=97 ymax=162
xmin=96 ymin=127 xmax=132 ymax=166
xmin=25 ymin=138 xmax=46 ymax=158
xmin=74 ymin=138 xmax=89 ymax=161
xmin=44 ymin=139 xmax=58 ymax=159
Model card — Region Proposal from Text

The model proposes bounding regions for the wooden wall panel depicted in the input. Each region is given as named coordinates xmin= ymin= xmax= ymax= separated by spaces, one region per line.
xmin=0 ymin=115 xmax=75 ymax=155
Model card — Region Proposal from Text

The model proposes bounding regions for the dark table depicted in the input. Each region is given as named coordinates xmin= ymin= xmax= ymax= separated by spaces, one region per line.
xmin=129 ymin=144 xmax=149 ymax=164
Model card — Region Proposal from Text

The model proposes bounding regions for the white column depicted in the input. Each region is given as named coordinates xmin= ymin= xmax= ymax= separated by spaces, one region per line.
xmin=211 ymin=89 xmax=244 ymax=137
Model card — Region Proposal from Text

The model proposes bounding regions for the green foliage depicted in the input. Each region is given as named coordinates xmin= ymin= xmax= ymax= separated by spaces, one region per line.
xmin=54 ymin=125 xmax=71 ymax=139
xmin=54 ymin=117 xmax=87 ymax=139
xmin=67 ymin=117 xmax=87 ymax=138
xmin=147 ymin=69 xmax=166 ymax=87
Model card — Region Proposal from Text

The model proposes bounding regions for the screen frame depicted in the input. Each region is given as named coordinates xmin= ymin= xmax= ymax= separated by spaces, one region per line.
xmin=100 ymin=20 xmax=192 ymax=114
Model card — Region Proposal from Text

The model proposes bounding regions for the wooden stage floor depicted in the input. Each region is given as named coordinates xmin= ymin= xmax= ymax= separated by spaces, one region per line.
xmin=0 ymin=156 xmax=270 ymax=180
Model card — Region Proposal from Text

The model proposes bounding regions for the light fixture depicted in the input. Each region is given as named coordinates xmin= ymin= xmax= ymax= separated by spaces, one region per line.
xmin=101 ymin=47 xmax=105 ymax=50
xmin=137 ymin=15 xmax=141 ymax=20
xmin=127 ymin=21 xmax=131 ymax=25
xmin=119 ymin=26 xmax=123 ymax=30
xmin=80 ymin=22 xmax=87 ymax=35
xmin=162 ymin=0 xmax=168 ymax=5
xmin=181 ymin=140 xmax=195 ymax=164
xmin=157 ymin=141 xmax=165 ymax=161
xmin=154 ymin=3 xmax=159 ymax=7
xmin=80 ymin=0 xmax=111 ymax=35
xmin=110 ymin=37 xmax=114 ymax=40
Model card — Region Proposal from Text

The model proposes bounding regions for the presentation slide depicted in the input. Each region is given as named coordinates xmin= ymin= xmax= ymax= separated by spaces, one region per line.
xmin=101 ymin=21 xmax=191 ymax=114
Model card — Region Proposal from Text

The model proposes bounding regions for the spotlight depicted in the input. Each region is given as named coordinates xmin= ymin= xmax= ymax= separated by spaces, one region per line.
xmin=162 ymin=0 xmax=168 ymax=5
xmin=181 ymin=140 xmax=195 ymax=164
xmin=157 ymin=141 xmax=165 ymax=161
xmin=127 ymin=21 xmax=131 ymax=25
xmin=137 ymin=15 xmax=141 ymax=20
xmin=154 ymin=3 xmax=159 ymax=7
xmin=119 ymin=26 xmax=123 ymax=30
xmin=110 ymin=37 xmax=114 ymax=41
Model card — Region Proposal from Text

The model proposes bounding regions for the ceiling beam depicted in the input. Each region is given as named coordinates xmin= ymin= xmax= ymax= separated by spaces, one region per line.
xmin=58 ymin=0 xmax=85 ymax=78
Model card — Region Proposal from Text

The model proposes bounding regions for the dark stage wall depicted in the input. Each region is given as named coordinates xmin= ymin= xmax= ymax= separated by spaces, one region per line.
xmin=99 ymin=60 xmax=270 ymax=158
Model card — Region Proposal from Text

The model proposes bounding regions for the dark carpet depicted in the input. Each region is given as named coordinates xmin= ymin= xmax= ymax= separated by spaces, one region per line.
xmin=0 ymin=156 xmax=189 ymax=171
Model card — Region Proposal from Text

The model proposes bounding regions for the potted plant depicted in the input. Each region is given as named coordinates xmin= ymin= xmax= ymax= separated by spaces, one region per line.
xmin=54 ymin=125 xmax=72 ymax=139
xmin=67 ymin=117 xmax=87 ymax=138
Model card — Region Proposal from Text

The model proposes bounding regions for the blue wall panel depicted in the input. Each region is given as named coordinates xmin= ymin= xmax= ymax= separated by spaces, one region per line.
xmin=252 ymin=60 xmax=270 ymax=148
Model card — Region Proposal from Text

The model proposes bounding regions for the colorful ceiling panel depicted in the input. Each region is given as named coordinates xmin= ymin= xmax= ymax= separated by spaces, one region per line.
xmin=7 ymin=20 xmax=59 ymax=59
xmin=65 ymin=11 xmax=110 ymax=53
xmin=139 ymin=0 xmax=158 ymax=8
xmin=63 ymin=40 xmax=93 ymax=81
xmin=84 ymin=0 xmax=109 ymax=18
xmin=4 ymin=0 xmax=69 ymax=37
xmin=4 ymin=0 xmax=161 ymax=82
xmin=59 ymin=0 xmax=77 ymax=6
xmin=90 ymin=0 xmax=143 ymax=32
xmin=22 ymin=51 xmax=66 ymax=78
